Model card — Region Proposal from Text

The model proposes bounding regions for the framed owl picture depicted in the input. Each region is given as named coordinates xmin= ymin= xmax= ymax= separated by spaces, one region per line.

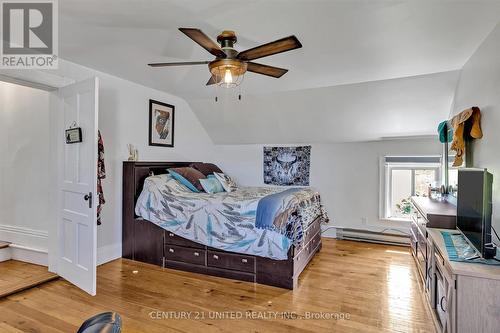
xmin=149 ymin=99 xmax=175 ymax=147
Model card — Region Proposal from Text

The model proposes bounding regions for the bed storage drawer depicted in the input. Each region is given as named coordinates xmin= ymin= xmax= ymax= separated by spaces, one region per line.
xmin=165 ymin=245 xmax=206 ymax=265
xmin=303 ymin=217 xmax=321 ymax=245
xmin=207 ymin=250 xmax=255 ymax=273
xmin=291 ymin=216 xmax=322 ymax=256
xmin=305 ymin=232 xmax=321 ymax=257
xmin=165 ymin=231 xmax=205 ymax=249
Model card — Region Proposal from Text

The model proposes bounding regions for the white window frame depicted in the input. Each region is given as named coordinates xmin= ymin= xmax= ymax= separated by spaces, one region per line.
xmin=379 ymin=156 xmax=441 ymax=221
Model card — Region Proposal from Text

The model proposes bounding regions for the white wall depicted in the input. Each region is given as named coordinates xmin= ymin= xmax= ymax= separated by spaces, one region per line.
xmin=0 ymin=82 xmax=51 ymax=250
xmin=450 ymin=23 xmax=500 ymax=239
xmin=1 ymin=59 xmax=216 ymax=266
xmin=212 ymin=138 xmax=441 ymax=235
xmin=50 ymin=60 xmax=215 ymax=263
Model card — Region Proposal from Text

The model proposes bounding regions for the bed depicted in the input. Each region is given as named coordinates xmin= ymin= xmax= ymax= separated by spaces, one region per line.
xmin=122 ymin=161 xmax=327 ymax=289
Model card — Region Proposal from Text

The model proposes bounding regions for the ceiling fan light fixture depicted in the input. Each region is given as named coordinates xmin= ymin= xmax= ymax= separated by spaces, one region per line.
xmin=209 ymin=59 xmax=247 ymax=88
xmin=224 ymin=69 xmax=233 ymax=84
xmin=149 ymin=28 xmax=302 ymax=88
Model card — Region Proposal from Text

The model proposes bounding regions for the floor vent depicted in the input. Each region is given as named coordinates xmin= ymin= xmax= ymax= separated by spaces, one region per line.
xmin=336 ymin=228 xmax=409 ymax=246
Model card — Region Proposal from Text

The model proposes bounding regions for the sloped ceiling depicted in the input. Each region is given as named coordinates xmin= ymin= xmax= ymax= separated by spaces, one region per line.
xmin=190 ymin=70 xmax=460 ymax=144
xmin=59 ymin=0 xmax=500 ymax=144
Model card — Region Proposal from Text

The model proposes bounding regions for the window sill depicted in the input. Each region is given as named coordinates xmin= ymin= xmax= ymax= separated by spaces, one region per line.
xmin=380 ymin=217 xmax=411 ymax=223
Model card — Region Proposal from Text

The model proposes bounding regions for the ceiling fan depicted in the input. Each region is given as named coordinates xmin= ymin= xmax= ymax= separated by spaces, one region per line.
xmin=148 ymin=28 xmax=302 ymax=88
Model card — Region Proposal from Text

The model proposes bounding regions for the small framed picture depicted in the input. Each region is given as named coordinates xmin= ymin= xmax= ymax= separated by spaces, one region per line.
xmin=65 ymin=127 xmax=82 ymax=144
xmin=149 ymin=99 xmax=175 ymax=147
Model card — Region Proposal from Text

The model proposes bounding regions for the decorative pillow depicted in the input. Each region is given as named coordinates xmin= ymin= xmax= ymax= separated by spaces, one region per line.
xmin=168 ymin=167 xmax=206 ymax=192
xmin=190 ymin=162 xmax=223 ymax=176
xmin=213 ymin=172 xmax=238 ymax=192
xmin=199 ymin=178 xmax=225 ymax=194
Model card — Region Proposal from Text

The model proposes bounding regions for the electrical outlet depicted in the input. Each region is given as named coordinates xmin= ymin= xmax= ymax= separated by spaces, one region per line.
xmin=361 ymin=217 xmax=367 ymax=225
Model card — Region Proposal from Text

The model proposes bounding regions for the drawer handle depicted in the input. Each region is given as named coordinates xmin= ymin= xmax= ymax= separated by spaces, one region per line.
xmin=168 ymin=248 xmax=174 ymax=253
xmin=241 ymin=258 xmax=248 ymax=263
xmin=213 ymin=255 xmax=219 ymax=260
xmin=168 ymin=233 xmax=174 ymax=237
xmin=194 ymin=252 xmax=200 ymax=257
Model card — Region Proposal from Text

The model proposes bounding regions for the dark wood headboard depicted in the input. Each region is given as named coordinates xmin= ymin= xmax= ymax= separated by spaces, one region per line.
xmin=122 ymin=161 xmax=199 ymax=260
xmin=123 ymin=161 xmax=197 ymax=204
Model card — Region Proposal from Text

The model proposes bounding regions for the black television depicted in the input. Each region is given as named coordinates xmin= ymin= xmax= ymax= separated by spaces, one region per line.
xmin=457 ymin=168 xmax=493 ymax=258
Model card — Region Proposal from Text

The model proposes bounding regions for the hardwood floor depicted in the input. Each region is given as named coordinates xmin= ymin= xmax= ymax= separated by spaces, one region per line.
xmin=0 ymin=260 xmax=58 ymax=299
xmin=0 ymin=239 xmax=436 ymax=333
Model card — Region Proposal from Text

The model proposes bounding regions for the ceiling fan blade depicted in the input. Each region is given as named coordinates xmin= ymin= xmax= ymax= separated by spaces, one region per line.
xmin=179 ymin=28 xmax=226 ymax=58
xmin=246 ymin=62 xmax=288 ymax=78
xmin=206 ymin=75 xmax=221 ymax=85
xmin=237 ymin=35 xmax=302 ymax=61
xmin=148 ymin=61 xmax=210 ymax=67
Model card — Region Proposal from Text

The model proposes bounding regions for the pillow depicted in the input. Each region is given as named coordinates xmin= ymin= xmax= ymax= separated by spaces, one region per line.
xmin=213 ymin=172 xmax=238 ymax=192
xmin=190 ymin=162 xmax=223 ymax=176
xmin=143 ymin=174 xmax=172 ymax=192
xmin=199 ymin=178 xmax=225 ymax=194
xmin=165 ymin=178 xmax=192 ymax=193
xmin=168 ymin=167 xmax=206 ymax=192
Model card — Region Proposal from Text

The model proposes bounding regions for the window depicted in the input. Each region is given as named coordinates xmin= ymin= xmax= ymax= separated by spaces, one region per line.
xmin=380 ymin=156 xmax=441 ymax=220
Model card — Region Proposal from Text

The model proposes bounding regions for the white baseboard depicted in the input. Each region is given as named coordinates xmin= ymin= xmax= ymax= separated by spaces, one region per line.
xmin=97 ymin=243 xmax=122 ymax=266
xmin=0 ymin=224 xmax=48 ymax=250
xmin=0 ymin=247 xmax=11 ymax=262
xmin=0 ymin=224 xmax=49 ymax=265
xmin=336 ymin=227 xmax=409 ymax=246
xmin=0 ymin=244 xmax=48 ymax=266
xmin=10 ymin=244 xmax=48 ymax=266
xmin=0 ymin=223 xmax=122 ymax=267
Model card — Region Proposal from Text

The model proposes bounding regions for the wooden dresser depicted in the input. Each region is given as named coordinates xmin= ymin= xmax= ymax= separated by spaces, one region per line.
xmin=410 ymin=196 xmax=500 ymax=333
xmin=410 ymin=196 xmax=456 ymax=284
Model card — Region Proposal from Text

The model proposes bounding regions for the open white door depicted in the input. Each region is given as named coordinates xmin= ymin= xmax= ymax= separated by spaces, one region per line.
xmin=57 ymin=77 xmax=98 ymax=295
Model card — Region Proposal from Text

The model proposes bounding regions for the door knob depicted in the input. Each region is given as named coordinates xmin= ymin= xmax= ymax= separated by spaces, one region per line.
xmin=84 ymin=192 xmax=92 ymax=208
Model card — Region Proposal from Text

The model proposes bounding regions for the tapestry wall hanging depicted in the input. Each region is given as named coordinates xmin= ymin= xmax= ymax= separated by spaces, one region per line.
xmin=263 ymin=146 xmax=311 ymax=186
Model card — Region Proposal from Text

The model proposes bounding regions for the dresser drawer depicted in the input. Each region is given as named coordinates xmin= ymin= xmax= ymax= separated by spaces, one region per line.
xmin=165 ymin=245 xmax=206 ymax=265
xmin=165 ymin=231 xmax=205 ymax=249
xmin=410 ymin=220 xmax=419 ymax=242
xmin=207 ymin=250 xmax=255 ymax=273
xmin=416 ymin=243 xmax=426 ymax=281
xmin=409 ymin=228 xmax=418 ymax=258
xmin=417 ymin=229 xmax=427 ymax=259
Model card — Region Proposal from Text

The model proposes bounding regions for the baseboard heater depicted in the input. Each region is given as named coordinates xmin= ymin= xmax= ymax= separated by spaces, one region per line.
xmin=336 ymin=228 xmax=409 ymax=246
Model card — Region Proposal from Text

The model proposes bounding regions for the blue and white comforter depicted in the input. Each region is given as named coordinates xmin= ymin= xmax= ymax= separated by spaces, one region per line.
xmin=135 ymin=175 xmax=328 ymax=260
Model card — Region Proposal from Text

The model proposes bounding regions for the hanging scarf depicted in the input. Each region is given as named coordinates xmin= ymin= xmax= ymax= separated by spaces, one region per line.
xmin=450 ymin=107 xmax=482 ymax=166
xmin=97 ymin=130 xmax=106 ymax=225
